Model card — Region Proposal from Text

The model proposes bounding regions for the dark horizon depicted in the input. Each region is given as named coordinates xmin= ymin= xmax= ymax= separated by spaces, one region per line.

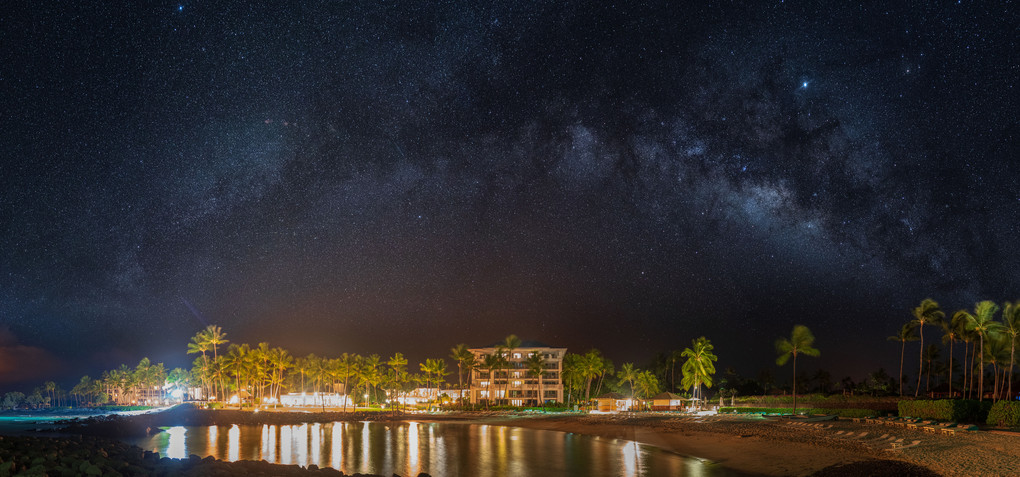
xmin=1 ymin=1 xmax=1015 ymax=392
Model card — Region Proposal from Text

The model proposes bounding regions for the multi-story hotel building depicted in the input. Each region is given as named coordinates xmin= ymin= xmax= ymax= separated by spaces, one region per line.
xmin=468 ymin=341 xmax=567 ymax=406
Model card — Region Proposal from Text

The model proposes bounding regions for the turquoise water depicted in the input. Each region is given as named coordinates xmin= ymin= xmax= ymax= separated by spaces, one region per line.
xmin=126 ymin=421 xmax=734 ymax=476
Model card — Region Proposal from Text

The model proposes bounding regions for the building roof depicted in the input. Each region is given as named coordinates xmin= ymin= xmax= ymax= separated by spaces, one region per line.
xmin=650 ymin=392 xmax=685 ymax=400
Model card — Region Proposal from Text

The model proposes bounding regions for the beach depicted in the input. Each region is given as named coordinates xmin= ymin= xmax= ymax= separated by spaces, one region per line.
xmin=476 ymin=413 xmax=1020 ymax=476
xmin=7 ymin=406 xmax=1020 ymax=476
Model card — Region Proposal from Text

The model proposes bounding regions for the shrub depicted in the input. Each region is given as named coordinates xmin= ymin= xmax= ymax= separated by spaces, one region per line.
xmin=812 ymin=408 xmax=879 ymax=418
xmin=719 ymin=407 xmax=795 ymax=415
xmin=897 ymin=399 xmax=993 ymax=422
xmin=986 ymin=401 xmax=1020 ymax=427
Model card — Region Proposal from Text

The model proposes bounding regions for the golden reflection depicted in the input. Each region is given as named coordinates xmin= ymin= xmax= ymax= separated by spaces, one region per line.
xmin=227 ymin=424 xmax=240 ymax=462
xmin=330 ymin=422 xmax=343 ymax=471
xmin=361 ymin=422 xmax=371 ymax=467
xmin=281 ymin=425 xmax=293 ymax=465
xmin=311 ymin=423 xmax=321 ymax=466
xmin=166 ymin=426 xmax=186 ymax=459
xmin=407 ymin=422 xmax=420 ymax=475
xmin=268 ymin=425 xmax=277 ymax=462
xmin=621 ymin=440 xmax=639 ymax=477
xmin=497 ymin=425 xmax=507 ymax=466
xmin=206 ymin=426 xmax=218 ymax=457
xmin=261 ymin=424 xmax=269 ymax=459
xmin=296 ymin=423 xmax=309 ymax=467
xmin=508 ymin=427 xmax=523 ymax=475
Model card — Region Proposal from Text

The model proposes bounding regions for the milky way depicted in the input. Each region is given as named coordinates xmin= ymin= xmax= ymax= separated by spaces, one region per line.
xmin=1 ymin=1 xmax=1015 ymax=385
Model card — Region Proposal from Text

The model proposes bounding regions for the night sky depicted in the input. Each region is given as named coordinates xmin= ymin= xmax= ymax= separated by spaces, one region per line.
xmin=1 ymin=1 xmax=1016 ymax=388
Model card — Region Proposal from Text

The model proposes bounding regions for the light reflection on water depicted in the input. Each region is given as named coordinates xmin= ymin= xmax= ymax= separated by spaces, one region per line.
xmin=130 ymin=421 xmax=728 ymax=476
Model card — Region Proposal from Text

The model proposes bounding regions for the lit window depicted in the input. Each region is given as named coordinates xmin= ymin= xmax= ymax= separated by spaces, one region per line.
xmin=514 ymin=353 xmax=521 ymax=359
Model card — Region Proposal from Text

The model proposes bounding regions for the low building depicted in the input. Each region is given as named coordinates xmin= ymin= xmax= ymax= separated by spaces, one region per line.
xmin=650 ymin=392 xmax=685 ymax=411
xmin=468 ymin=341 xmax=567 ymax=406
xmin=277 ymin=392 xmax=352 ymax=408
xmin=390 ymin=388 xmax=469 ymax=406
xmin=594 ymin=392 xmax=636 ymax=412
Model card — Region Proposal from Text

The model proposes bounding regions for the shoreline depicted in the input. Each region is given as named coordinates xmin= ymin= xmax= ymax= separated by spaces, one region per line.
xmin=15 ymin=405 xmax=1020 ymax=476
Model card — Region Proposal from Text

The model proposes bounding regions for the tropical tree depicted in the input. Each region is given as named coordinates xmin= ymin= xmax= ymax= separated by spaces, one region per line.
xmin=681 ymin=337 xmax=718 ymax=408
xmin=634 ymin=370 xmax=660 ymax=400
xmin=336 ymin=353 xmax=359 ymax=412
xmin=617 ymin=362 xmax=639 ymax=397
xmin=360 ymin=354 xmax=382 ymax=405
xmin=775 ymin=325 xmax=820 ymax=415
xmin=526 ymin=351 xmax=547 ymax=407
xmin=1002 ymin=301 xmax=1020 ymax=400
xmin=502 ymin=335 xmax=522 ymax=405
xmin=984 ymin=334 xmax=1011 ymax=400
xmin=942 ymin=312 xmax=967 ymax=397
xmin=911 ymin=299 xmax=945 ymax=397
xmin=961 ymin=300 xmax=1002 ymax=400
xmin=387 ymin=353 xmax=409 ymax=409
xmin=887 ymin=322 xmax=918 ymax=396
xmin=481 ymin=352 xmax=503 ymax=409
xmin=450 ymin=344 xmax=475 ymax=408
xmin=187 ymin=331 xmax=212 ymax=399
xmin=224 ymin=344 xmax=251 ymax=408
xmin=268 ymin=347 xmax=293 ymax=407
xmin=923 ymin=344 xmax=940 ymax=394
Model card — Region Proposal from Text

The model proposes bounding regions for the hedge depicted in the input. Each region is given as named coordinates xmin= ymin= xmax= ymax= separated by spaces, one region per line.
xmin=897 ymin=399 xmax=992 ymax=422
xmin=718 ymin=407 xmax=877 ymax=418
xmin=986 ymin=401 xmax=1020 ymax=427
xmin=720 ymin=407 xmax=794 ymax=415
xmin=812 ymin=408 xmax=879 ymax=418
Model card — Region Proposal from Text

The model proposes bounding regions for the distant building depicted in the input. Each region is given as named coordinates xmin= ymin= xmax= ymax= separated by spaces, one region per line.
xmin=594 ymin=392 xmax=635 ymax=412
xmin=468 ymin=341 xmax=566 ymax=406
xmin=649 ymin=392 xmax=685 ymax=411
xmin=277 ymin=392 xmax=352 ymax=408
xmin=390 ymin=388 xmax=469 ymax=407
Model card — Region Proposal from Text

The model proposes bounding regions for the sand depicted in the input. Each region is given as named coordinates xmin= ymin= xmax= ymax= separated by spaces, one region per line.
xmin=475 ymin=413 xmax=1019 ymax=476
xmin=33 ymin=406 xmax=1020 ymax=476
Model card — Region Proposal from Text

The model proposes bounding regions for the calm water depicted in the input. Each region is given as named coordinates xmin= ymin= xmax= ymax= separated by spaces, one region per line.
xmin=126 ymin=421 xmax=732 ymax=476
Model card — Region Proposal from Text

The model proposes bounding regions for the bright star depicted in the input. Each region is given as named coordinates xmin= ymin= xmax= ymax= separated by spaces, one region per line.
xmin=801 ymin=81 xmax=809 ymax=89
xmin=178 ymin=5 xmax=184 ymax=11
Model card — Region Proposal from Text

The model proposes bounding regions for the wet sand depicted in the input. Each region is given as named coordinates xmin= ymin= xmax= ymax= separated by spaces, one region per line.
xmin=20 ymin=406 xmax=1020 ymax=476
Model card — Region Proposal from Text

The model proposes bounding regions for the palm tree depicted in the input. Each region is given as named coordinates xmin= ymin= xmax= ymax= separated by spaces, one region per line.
xmin=197 ymin=325 xmax=229 ymax=402
xmin=775 ymin=325 xmax=820 ymax=415
xmin=617 ymin=362 xmax=639 ymax=398
xmin=224 ymin=344 xmax=251 ymax=408
xmin=911 ymin=299 xmax=945 ymax=397
xmin=502 ymin=335 xmax=521 ymax=406
xmin=960 ymin=300 xmax=1002 ymax=400
xmin=187 ymin=331 xmax=212 ymax=399
xmin=942 ymin=312 xmax=967 ymax=397
xmin=635 ymin=370 xmax=660 ymax=401
xmin=983 ymin=334 xmax=1010 ymax=400
xmin=923 ymin=344 xmax=940 ymax=394
xmin=887 ymin=322 xmax=919 ymax=396
xmin=334 ymin=353 xmax=358 ymax=412
xmin=450 ymin=344 xmax=474 ymax=408
xmin=361 ymin=354 xmax=382 ymax=405
xmin=1002 ymin=301 xmax=1020 ymax=400
xmin=681 ymin=337 xmax=718 ymax=408
xmin=387 ymin=353 xmax=408 ymax=409
xmin=481 ymin=353 xmax=502 ymax=409
xmin=526 ymin=351 xmax=546 ymax=407
xmin=269 ymin=347 xmax=292 ymax=407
